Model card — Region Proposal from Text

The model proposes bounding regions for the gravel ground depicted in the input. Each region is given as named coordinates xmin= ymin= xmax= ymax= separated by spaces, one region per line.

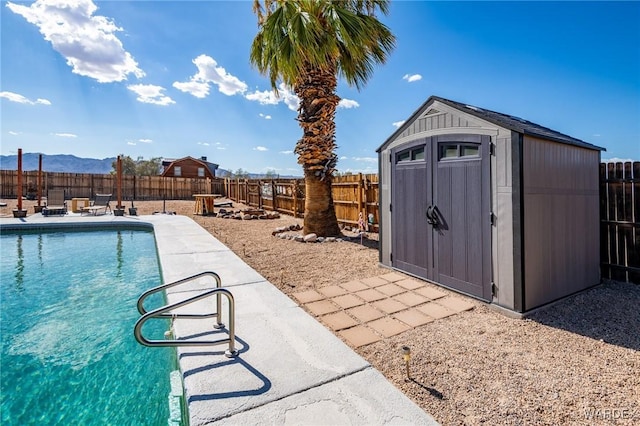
xmin=2 ymin=199 xmax=639 ymax=425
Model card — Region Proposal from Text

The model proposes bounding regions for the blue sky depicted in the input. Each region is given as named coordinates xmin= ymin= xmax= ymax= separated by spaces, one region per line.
xmin=1 ymin=1 xmax=639 ymax=175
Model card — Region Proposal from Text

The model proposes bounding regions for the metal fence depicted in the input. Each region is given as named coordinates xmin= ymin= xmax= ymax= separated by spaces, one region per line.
xmin=600 ymin=161 xmax=640 ymax=284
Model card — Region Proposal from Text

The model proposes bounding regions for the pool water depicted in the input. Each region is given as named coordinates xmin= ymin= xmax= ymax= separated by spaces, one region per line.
xmin=1 ymin=229 xmax=178 ymax=425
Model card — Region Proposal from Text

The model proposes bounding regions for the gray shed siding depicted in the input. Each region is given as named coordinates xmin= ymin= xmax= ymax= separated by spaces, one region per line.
xmin=378 ymin=99 xmax=517 ymax=309
xmin=522 ymin=136 xmax=601 ymax=310
xmin=379 ymin=96 xmax=603 ymax=314
xmin=494 ymin=133 xmax=522 ymax=310
xmin=396 ymin=111 xmax=474 ymax=139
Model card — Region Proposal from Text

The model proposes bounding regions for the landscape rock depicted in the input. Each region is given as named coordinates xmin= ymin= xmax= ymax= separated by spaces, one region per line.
xmin=303 ymin=233 xmax=317 ymax=243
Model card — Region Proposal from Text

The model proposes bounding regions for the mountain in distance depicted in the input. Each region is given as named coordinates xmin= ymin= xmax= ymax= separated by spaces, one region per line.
xmin=216 ymin=169 xmax=302 ymax=179
xmin=0 ymin=153 xmax=302 ymax=178
xmin=0 ymin=153 xmax=116 ymax=174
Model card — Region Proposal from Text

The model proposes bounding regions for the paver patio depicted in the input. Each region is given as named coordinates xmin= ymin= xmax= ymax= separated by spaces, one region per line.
xmin=294 ymin=272 xmax=477 ymax=347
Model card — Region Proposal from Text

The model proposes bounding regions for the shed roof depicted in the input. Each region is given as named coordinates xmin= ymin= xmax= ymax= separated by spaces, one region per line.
xmin=378 ymin=95 xmax=605 ymax=152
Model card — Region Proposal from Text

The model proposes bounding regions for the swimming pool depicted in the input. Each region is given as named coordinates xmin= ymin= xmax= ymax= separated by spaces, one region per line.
xmin=0 ymin=229 xmax=182 ymax=425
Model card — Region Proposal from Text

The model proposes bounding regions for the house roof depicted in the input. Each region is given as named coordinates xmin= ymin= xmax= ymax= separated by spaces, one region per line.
xmin=162 ymin=156 xmax=219 ymax=176
xmin=378 ymin=95 xmax=605 ymax=152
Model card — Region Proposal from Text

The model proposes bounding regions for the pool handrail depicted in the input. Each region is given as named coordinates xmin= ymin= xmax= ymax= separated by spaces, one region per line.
xmin=134 ymin=271 xmax=238 ymax=357
xmin=137 ymin=271 xmax=223 ymax=327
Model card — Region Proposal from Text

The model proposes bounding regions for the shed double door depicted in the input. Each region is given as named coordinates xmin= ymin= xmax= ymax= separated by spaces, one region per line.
xmin=391 ymin=134 xmax=492 ymax=301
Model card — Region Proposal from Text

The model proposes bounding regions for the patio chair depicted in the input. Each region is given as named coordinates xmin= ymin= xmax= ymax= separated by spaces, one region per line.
xmin=81 ymin=193 xmax=112 ymax=216
xmin=42 ymin=189 xmax=67 ymax=216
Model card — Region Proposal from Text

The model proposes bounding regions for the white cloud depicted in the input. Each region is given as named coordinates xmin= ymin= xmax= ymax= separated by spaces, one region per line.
xmin=254 ymin=146 xmax=268 ymax=152
xmin=352 ymin=157 xmax=377 ymax=163
xmin=392 ymin=120 xmax=405 ymax=128
xmin=246 ymin=89 xmax=279 ymax=105
xmin=7 ymin=0 xmax=144 ymax=83
xmin=197 ymin=142 xmax=210 ymax=146
xmin=593 ymin=134 xmax=601 ymax=137
xmin=127 ymin=141 xmax=136 ymax=145
xmin=602 ymin=157 xmax=634 ymax=163
xmin=1 ymin=91 xmax=51 ymax=105
xmin=8 ymin=131 xmax=20 ymax=136
xmin=174 ymin=54 xmax=247 ymax=98
xmin=338 ymin=99 xmax=359 ymax=109
xmin=340 ymin=156 xmax=348 ymax=160
xmin=127 ymin=84 xmax=175 ymax=106
xmin=216 ymin=146 xmax=226 ymax=150
xmin=172 ymin=80 xmax=210 ymax=99
xmin=402 ymin=73 xmax=422 ymax=83
xmin=338 ymin=166 xmax=377 ymax=174
xmin=259 ymin=113 xmax=272 ymax=120
xmin=138 ymin=138 xmax=152 ymax=143
xmin=54 ymin=133 xmax=77 ymax=138
xmin=280 ymin=150 xmax=294 ymax=155
xmin=280 ymin=87 xmax=300 ymax=111
xmin=246 ymin=82 xmax=299 ymax=111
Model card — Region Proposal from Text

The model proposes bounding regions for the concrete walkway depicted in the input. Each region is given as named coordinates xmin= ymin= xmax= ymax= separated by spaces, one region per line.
xmin=1 ymin=213 xmax=439 ymax=425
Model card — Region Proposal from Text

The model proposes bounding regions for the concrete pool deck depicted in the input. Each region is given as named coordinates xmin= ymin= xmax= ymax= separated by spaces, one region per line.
xmin=1 ymin=213 xmax=438 ymax=425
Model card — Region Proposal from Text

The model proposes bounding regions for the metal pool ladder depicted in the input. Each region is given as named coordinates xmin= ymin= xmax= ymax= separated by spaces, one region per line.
xmin=134 ymin=271 xmax=238 ymax=357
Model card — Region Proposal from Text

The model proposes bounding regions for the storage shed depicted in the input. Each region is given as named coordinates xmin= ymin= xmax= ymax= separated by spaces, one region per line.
xmin=377 ymin=96 xmax=604 ymax=314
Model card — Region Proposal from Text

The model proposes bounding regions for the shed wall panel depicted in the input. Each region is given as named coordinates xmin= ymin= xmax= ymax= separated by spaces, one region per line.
xmin=522 ymin=136 xmax=600 ymax=310
xmin=379 ymin=151 xmax=392 ymax=265
xmin=399 ymin=111 xmax=481 ymax=138
xmin=379 ymin=99 xmax=516 ymax=309
xmin=492 ymin=132 xmax=522 ymax=310
xmin=496 ymin=190 xmax=516 ymax=307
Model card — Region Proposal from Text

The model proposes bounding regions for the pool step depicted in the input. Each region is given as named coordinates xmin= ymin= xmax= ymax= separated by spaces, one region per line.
xmin=168 ymin=370 xmax=184 ymax=425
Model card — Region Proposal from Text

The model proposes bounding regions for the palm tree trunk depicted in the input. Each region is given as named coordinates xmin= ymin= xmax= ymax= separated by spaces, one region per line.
xmin=294 ymin=65 xmax=341 ymax=236
xmin=303 ymin=169 xmax=340 ymax=236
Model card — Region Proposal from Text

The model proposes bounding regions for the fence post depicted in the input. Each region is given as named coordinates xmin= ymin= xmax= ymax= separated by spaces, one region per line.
xmin=363 ymin=175 xmax=369 ymax=229
xmin=357 ymin=172 xmax=364 ymax=221
xmin=293 ymin=180 xmax=298 ymax=218
xmin=272 ymin=180 xmax=277 ymax=212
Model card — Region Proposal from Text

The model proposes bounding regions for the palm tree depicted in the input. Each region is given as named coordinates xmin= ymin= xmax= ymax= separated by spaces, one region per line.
xmin=251 ymin=0 xmax=395 ymax=236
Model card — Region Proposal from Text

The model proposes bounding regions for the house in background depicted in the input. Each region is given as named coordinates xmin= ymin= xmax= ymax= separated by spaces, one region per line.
xmin=161 ymin=156 xmax=219 ymax=179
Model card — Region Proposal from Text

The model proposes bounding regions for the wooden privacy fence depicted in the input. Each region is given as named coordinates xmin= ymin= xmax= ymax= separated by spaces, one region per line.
xmin=0 ymin=171 xmax=226 ymax=201
xmin=600 ymin=161 xmax=640 ymax=284
xmin=226 ymin=178 xmax=305 ymax=218
xmin=3 ymin=165 xmax=639 ymax=284
xmin=225 ymin=173 xmax=380 ymax=231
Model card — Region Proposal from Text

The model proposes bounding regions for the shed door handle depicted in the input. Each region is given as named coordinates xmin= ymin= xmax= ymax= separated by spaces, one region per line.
xmin=426 ymin=206 xmax=434 ymax=225
xmin=427 ymin=205 xmax=440 ymax=228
